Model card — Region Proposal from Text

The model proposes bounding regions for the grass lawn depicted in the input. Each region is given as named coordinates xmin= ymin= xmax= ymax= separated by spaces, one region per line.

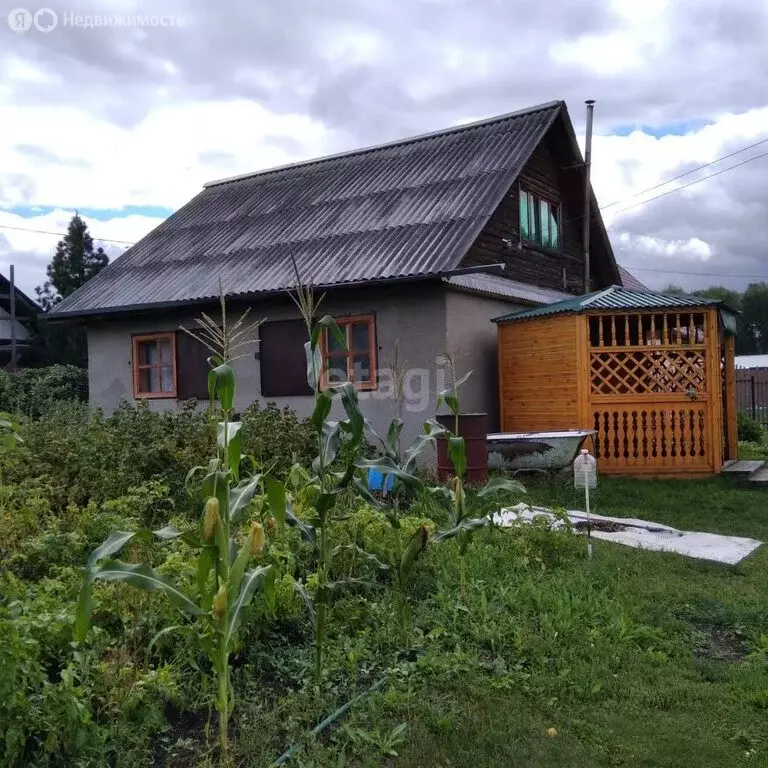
xmin=290 ymin=475 xmax=768 ymax=768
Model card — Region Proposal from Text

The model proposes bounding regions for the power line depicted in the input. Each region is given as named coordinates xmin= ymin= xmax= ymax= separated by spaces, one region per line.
xmin=625 ymin=265 xmax=768 ymax=279
xmin=609 ymin=149 xmax=768 ymax=217
xmin=0 ymin=222 xmax=135 ymax=246
xmin=565 ymin=137 xmax=768 ymax=225
xmin=601 ymin=135 xmax=768 ymax=210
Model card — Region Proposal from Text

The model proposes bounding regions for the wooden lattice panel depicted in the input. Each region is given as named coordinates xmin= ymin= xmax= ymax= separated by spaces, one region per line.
xmin=590 ymin=349 xmax=707 ymax=396
xmin=593 ymin=405 xmax=710 ymax=471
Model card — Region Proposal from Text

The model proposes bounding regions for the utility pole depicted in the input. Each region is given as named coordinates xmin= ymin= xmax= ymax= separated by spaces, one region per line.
xmin=583 ymin=100 xmax=595 ymax=294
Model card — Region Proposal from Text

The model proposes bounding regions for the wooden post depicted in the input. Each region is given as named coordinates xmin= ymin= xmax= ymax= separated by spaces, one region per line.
xmin=751 ymin=376 xmax=757 ymax=419
xmin=724 ymin=335 xmax=738 ymax=461
xmin=706 ymin=310 xmax=723 ymax=473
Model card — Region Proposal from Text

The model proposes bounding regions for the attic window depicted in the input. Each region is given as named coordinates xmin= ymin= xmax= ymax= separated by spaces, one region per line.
xmin=519 ymin=188 xmax=560 ymax=250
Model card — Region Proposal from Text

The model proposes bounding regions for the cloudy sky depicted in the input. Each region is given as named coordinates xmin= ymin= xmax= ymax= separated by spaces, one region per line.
xmin=1 ymin=0 xmax=768 ymax=298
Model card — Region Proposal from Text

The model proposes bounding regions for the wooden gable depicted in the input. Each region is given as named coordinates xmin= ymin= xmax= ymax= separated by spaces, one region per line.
xmin=460 ymin=112 xmax=618 ymax=295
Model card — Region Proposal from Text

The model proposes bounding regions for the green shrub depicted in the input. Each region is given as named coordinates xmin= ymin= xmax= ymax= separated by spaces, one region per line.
xmin=0 ymin=366 xmax=87 ymax=419
xmin=240 ymin=401 xmax=315 ymax=473
xmin=737 ymin=411 xmax=764 ymax=443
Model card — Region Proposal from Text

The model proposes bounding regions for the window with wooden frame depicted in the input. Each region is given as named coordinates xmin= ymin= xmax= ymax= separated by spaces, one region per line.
xmin=519 ymin=187 xmax=560 ymax=250
xmin=322 ymin=314 xmax=377 ymax=390
xmin=132 ymin=333 xmax=177 ymax=398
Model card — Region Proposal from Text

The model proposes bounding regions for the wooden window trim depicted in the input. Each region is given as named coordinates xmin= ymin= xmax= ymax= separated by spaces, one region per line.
xmin=321 ymin=314 xmax=377 ymax=391
xmin=132 ymin=332 xmax=178 ymax=399
xmin=519 ymin=186 xmax=561 ymax=254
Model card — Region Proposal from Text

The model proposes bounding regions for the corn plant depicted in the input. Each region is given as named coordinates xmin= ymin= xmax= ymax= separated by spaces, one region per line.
xmin=357 ymin=417 xmax=446 ymax=648
xmin=265 ymin=269 xmax=368 ymax=683
xmin=429 ymin=368 xmax=526 ymax=598
xmin=74 ymin=298 xmax=276 ymax=762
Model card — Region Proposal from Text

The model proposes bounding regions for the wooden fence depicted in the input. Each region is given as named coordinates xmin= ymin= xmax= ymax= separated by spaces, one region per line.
xmin=736 ymin=368 xmax=768 ymax=427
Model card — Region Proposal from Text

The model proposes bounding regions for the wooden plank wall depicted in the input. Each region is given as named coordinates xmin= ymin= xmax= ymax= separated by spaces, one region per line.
xmin=497 ymin=315 xmax=581 ymax=432
xmin=461 ymin=117 xmax=617 ymax=293
xmin=463 ymin=139 xmax=586 ymax=294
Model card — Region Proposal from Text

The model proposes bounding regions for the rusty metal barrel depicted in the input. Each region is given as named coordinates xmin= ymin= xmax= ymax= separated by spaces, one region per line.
xmin=436 ymin=413 xmax=488 ymax=484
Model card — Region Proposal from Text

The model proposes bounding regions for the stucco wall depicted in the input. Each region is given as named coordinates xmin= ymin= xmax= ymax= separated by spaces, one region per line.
xmin=0 ymin=306 xmax=28 ymax=341
xmin=444 ymin=290 xmax=525 ymax=432
xmin=87 ymin=284 xmax=449 ymax=450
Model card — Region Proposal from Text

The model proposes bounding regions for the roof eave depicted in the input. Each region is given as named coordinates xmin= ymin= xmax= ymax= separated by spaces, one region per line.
xmin=46 ymin=265 xmax=507 ymax=322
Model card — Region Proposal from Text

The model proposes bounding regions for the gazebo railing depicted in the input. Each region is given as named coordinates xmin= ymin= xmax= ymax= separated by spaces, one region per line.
xmin=586 ymin=310 xmax=716 ymax=473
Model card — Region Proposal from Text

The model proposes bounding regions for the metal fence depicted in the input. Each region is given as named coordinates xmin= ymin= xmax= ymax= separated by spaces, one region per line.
xmin=736 ymin=368 xmax=768 ymax=427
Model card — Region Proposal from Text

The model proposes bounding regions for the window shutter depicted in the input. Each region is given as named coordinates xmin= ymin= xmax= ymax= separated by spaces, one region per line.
xmin=260 ymin=320 xmax=312 ymax=397
xmin=176 ymin=331 xmax=211 ymax=400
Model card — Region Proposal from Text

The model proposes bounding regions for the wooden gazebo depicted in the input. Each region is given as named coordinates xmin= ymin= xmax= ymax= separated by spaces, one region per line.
xmin=494 ymin=286 xmax=739 ymax=475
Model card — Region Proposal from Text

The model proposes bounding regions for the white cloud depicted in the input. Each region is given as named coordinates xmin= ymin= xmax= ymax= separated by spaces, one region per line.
xmin=0 ymin=98 xmax=339 ymax=211
xmin=0 ymin=209 xmax=166 ymax=296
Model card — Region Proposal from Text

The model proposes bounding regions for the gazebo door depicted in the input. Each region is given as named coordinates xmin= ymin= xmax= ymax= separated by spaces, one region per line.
xmin=587 ymin=310 xmax=717 ymax=474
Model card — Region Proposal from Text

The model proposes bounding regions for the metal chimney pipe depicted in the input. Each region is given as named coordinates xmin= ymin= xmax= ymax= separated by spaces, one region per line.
xmin=582 ymin=100 xmax=595 ymax=294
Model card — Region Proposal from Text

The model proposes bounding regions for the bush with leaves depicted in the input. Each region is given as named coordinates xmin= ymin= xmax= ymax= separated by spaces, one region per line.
xmin=737 ymin=411 xmax=764 ymax=443
xmin=0 ymin=365 xmax=87 ymax=418
xmin=240 ymin=401 xmax=315 ymax=474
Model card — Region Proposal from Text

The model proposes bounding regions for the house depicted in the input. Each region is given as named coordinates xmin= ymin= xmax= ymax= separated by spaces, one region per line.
xmin=50 ymin=99 xmax=627 ymax=446
xmin=0 ymin=273 xmax=39 ymax=368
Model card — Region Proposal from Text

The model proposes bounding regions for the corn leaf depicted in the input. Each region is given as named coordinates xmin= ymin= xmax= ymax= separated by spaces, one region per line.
xmin=226 ymin=565 xmax=273 ymax=645
xmin=196 ymin=546 xmax=215 ymax=607
xmin=437 ymin=390 xmax=460 ymax=417
xmin=211 ymin=362 xmax=235 ymax=411
xmin=265 ymin=477 xmax=287 ymax=526
xmin=386 ymin=418 xmax=404 ymax=458
xmin=313 ymin=421 xmax=340 ymax=473
xmin=477 ymin=476 xmax=527 ymax=498
xmin=73 ymin=582 xmax=93 ymax=642
xmin=147 ymin=624 xmax=188 ymax=661
xmin=229 ymin=473 xmax=262 ymax=523
xmin=92 ymin=560 xmax=204 ymax=615
xmin=305 ymin=341 xmax=323 ymax=390
xmin=432 ymin=516 xmax=490 ymax=543
xmin=332 ymin=543 xmax=389 ymax=571
xmin=310 ymin=390 xmax=333 ymax=431
xmin=228 ymin=537 xmax=253 ymax=602
xmin=399 ymin=526 xmax=429 ymax=588
xmin=86 ymin=530 xmax=138 ymax=569
xmin=285 ymin=504 xmax=318 ymax=549
xmin=336 ymin=381 xmax=364 ymax=441
xmin=402 ymin=420 xmax=447 ymax=473
xmin=448 ymin=436 xmax=467 ymax=478
xmin=153 ymin=525 xmax=184 ymax=541
xmin=311 ymin=315 xmax=346 ymax=352
xmin=217 ymin=421 xmax=242 ymax=479
xmin=453 ymin=370 xmax=473 ymax=390
xmin=294 ymin=580 xmax=316 ymax=622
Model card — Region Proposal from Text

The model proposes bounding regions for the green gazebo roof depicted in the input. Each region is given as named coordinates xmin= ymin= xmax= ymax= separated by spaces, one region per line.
xmin=493 ymin=285 xmax=732 ymax=323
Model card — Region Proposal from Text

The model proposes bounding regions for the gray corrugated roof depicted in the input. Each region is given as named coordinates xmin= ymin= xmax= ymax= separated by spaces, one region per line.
xmin=494 ymin=285 xmax=725 ymax=323
xmin=51 ymin=101 xmax=564 ymax=317
xmin=444 ymin=272 xmax=572 ymax=305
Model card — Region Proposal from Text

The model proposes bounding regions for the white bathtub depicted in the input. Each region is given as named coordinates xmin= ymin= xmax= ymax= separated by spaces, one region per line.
xmin=487 ymin=430 xmax=595 ymax=471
